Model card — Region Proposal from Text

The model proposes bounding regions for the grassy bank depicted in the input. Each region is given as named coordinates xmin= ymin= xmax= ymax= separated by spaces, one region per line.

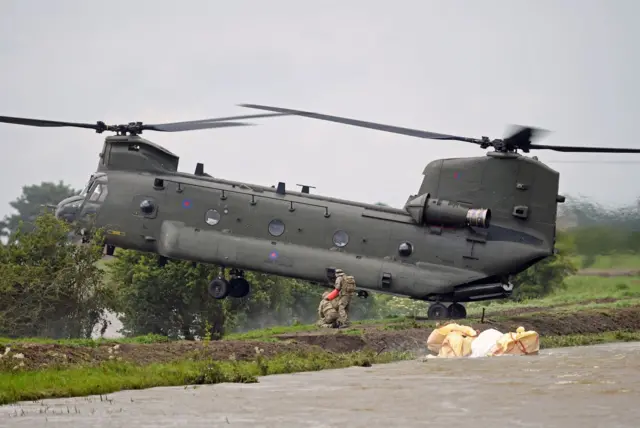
xmin=540 ymin=330 xmax=640 ymax=348
xmin=465 ymin=273 xmax=640 ymax=317
xmin=2 ymin=329 xmax=639 ymax=406
xmin=0 ymin=349 xmax=410 ymax=405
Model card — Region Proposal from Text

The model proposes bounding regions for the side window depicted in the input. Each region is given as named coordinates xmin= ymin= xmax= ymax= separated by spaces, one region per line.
xmin=98 ymin=184 xmax=109 ymax=202
xmin=89 ymin=183 xmax=103 ymax=202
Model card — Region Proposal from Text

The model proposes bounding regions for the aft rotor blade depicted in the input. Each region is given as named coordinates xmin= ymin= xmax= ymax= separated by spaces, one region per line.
xmin=529 ymin=144 xmax=640 ymax=153
xmin=239 ymin=104 xmax=482 ymax=145
xmin=0 ymin=115 xmax=99 ymax=130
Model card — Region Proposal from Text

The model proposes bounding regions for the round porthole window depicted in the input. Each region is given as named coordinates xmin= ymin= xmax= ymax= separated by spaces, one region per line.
xmin=205 ymin=209 xmax=221 ymax=226
xmin=268 ymin=219 xmax=285 ymax=236
xmin=398 ymin=241 xmax=413 ymax=257
xmin=332 ymin=230 xmax=349 ymax=247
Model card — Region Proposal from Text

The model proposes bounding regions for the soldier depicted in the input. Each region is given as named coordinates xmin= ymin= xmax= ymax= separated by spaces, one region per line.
xmin=316 ymin=290 xmax=339 ymax=328
xmin=332 ymin=268 xmax=357 ymax=327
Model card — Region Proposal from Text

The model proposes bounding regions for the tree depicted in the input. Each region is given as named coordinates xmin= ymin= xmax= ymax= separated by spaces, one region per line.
xmin=107 ymin=251 xmax=228 ymax=339
xmin=0 ymin=181 xmax=79 ymax=238
xmin=0 ymin=213 xmax=111 ymax=338
xmin=510 ymin=230 xmax=578 ymax=300
xmin=107 ymin=250 xmax=331 ymax=338
xmin=560 ymin=195 xmax=640 ymax=231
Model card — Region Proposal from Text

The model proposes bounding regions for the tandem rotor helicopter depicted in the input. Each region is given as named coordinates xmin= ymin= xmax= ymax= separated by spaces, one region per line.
xmin=2 ymin=104 xmax=639 ymax=320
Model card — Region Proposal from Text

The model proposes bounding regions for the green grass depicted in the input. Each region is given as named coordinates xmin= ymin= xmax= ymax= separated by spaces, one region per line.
xmin=541 ymin=330 xmax=640 ymax=349
xmin=224 ymin=324 xmax=319 ymax=341
xmin=571 ymin=253 xmax=640 ymax=270
xmin=0 ymin=349 xmax=412 ymax=405
xmin=0 ymin=333 xmax=170 ymax=347
xmin=224 ymin=317 xmax=403 ymax=341
xmin=466 ymin=274 xmax=640 ymax=317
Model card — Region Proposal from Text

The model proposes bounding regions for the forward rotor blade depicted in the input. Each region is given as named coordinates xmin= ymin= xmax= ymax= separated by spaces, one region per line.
xmin=0 ymin=115 xmax=99 ymax=130
xmin=529 ymin=144 xmax=640 ymax=153
xmin=144 ymin=112 xmax=289 ymax=130
xmin=0 ymin=112 xmax=287 ymax=134
xmin=239 ymin=104 xmax=482 ymax=145
xmin=192 ymin=112 xmax=289 ymax=122
xmin=145 ymin=121 xmax=253 ymax=132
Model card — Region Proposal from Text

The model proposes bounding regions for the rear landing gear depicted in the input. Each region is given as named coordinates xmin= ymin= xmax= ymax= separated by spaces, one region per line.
xmin=207 ymin=268 xmax=251 ymax=300
xmin=448 ymin=303 xmax=467 ymax=319
xmin=427 ymin=303 xmax=449 ymax=320
xmin=427 ymin=302 xmax=467 ymax=320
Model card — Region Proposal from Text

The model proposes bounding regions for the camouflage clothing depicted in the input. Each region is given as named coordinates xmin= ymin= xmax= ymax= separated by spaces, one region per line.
xmin=316 ymin=291 xmax=339 ymax=328
xmin=333 ymin=272 xmax=357 ymax=327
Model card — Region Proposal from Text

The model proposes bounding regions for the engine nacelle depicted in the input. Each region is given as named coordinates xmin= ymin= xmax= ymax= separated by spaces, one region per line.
xmin=404 ymin=193 xmax=491 ymax=228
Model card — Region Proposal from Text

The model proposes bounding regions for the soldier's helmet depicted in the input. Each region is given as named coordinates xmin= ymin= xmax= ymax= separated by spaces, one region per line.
xmin=335 ymin=268 xmax=345 ymax=276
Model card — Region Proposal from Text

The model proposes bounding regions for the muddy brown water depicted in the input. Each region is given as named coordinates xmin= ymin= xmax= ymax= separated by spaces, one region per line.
xmin=2 ymin=342 xmax=639 ymax=428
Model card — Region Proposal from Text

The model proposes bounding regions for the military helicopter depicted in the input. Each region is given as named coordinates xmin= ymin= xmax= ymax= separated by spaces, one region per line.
xmin=2 ymin=106 xmax=639 ymax=321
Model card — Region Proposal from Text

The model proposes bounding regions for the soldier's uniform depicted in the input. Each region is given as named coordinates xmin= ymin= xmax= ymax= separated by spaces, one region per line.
xmin=316 ymin=290 xmax=339 ymax=328
xmin=333 ymin=268 xmax=357 ymax=327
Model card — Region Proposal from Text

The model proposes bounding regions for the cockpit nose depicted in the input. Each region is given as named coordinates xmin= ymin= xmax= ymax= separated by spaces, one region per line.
xmin=55 ymin=195 xmax=84 ymax=223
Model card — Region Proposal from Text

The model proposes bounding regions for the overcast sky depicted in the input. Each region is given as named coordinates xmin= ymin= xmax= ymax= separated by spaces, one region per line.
xmin=1 ymin=0 xmax=638 ymax=218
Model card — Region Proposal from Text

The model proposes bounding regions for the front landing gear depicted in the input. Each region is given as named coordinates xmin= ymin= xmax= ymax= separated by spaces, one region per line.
xmin=427 ymin=302 xmax=467 ymax=320
xmin=208 ymin=277 xmax=229 ymax=299
xmin=207 ymin=268 xmax=251 ymax=300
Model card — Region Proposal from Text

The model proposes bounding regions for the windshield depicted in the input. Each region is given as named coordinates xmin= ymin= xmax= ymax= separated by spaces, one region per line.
xmin=79 ymin=181 xmax=92 ymax=197
xmin=79 ymin=173 xmax=106 ymax=197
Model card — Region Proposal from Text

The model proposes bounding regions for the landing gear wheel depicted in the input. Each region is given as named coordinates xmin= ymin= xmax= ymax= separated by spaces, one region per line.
xmin=448 ymin=303 xmax=467 ymax=319
xmin=357 ymin=290 xmax=369 ymax=299
xmin=229 ymin=278 xmax=250 ymax=298
xmin=428 ymin=303 xmax=450 ymax=320
xmin=208 ymin=277 xmax=229 ymax=299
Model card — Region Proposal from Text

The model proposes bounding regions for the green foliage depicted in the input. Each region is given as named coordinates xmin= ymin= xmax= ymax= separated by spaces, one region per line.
xmin=106 ymin=249 xmax=390 ymax=338
xmin=511 ymin=253 xmax=578 ymax=300
xmin=508 ymin=230 xmax=577 ymax=300
xmin=107 ymin=250 xmax=337 ymax=338
xmin=0 ymin=213 xmax=111 ymax=339
xmin=0 ymin=181 xmax=78 ymax=238
xmin=559 ymin=195 xmax=640 ymax=263
xmin=568 ymin=226 xmax=640 ymax=264
xmin=560 ymin=195 xmax=640 ymax=230
xmin=106 ymin=251 xmax=226 ymax=339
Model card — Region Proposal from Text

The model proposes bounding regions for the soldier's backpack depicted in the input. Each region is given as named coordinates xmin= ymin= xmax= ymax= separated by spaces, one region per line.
xmin=342 ymin=275 xmax=356 ymax=294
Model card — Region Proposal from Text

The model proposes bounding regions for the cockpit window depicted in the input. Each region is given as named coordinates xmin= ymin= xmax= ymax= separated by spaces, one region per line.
xmin=89 ymin=183 xmax=103 ymax=202
xmin=79 ymin=180 xmax=93 ymax=197
xmin=80 ymin=173 xmax=107 ymax=198
xmin=98 ymin=184 xmax=108 ymax=202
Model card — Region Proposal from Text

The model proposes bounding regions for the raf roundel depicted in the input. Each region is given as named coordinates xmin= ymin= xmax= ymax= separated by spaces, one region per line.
xmin=182 ymin=199 xmax=192 ymax=208
xmin=269 ymin=250 xmax=279 ymax=260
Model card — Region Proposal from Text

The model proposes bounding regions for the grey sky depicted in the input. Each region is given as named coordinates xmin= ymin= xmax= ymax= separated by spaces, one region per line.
xmin=1 ymin=0 xmax=638 ymax=218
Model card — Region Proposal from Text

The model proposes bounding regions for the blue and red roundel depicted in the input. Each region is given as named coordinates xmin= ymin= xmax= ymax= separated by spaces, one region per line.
xmin=182 ymin=199 xmax=192 ymax=208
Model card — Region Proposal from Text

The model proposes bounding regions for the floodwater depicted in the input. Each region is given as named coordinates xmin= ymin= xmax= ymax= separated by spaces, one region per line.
xmin=2 ymin=342 xmax=640 ymax=428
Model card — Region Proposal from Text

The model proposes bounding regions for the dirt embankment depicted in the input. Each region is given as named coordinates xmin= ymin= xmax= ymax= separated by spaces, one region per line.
xmin=3 ymin=305 xmax=640 ymax=371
